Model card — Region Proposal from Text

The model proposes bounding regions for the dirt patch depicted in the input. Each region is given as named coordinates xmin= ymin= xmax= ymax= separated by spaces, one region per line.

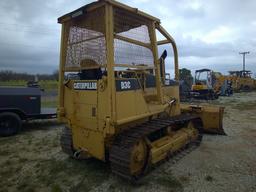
xmin=0 ymin=92 xmax=256 ymax=191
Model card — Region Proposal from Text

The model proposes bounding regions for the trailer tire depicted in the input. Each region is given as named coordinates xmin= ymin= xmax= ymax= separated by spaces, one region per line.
xmin=0 ymin=112 xmax=22 ymax=136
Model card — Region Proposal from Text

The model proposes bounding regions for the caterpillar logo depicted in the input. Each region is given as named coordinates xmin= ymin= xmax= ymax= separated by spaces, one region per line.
xmin=74 ymin=82 xmax=97 ymax=90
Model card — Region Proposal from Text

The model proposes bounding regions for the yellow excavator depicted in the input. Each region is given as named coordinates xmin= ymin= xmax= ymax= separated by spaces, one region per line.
xmin=191 ymin=69 xmax=233 ymax=99
xmin=190 ymin=69 xmax=219 ymax=99
xmin=57 ymin=0 xmax=225 ymax=181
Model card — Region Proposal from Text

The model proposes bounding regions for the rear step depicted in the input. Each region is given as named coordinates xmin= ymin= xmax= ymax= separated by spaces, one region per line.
xmin=60 ymin=126 xmax=74 ymax=156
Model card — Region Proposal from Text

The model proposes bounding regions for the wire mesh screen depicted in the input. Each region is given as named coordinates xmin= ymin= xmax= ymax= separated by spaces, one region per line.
xmin=117 ymin=25 xmax=150 ymax=43
xmin=114 ymin=39 xmax=154 ymax=65
xmin=113 ymin=8 xmax=154 ymax=66
xmin=65 ymin=8 xmax=106 ymax=70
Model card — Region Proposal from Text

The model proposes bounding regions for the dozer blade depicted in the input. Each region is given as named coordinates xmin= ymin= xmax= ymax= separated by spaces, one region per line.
xmin=180 ymin=103 xmax=226 ymax=135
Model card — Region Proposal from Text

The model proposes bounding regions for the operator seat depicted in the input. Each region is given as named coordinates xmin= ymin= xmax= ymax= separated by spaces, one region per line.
xmin=79 ymin=59 xmax=102 ymax=80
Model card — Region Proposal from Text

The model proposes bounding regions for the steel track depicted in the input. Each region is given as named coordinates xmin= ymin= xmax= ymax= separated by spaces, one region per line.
xmin=109 ymin=113 xmax=203 ymax=181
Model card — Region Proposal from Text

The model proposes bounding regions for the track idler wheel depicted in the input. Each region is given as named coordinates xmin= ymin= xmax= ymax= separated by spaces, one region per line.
xmin=130 ymin=139 xmax=148 ymax=177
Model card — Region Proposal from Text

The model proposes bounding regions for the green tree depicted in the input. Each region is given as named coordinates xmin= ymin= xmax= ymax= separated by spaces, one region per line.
xmin=179 ymin=68 xmax=193 ymax=88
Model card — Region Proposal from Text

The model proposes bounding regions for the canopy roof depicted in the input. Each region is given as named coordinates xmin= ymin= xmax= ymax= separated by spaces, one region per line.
xmin=195 ymin=68 xmax=211 ymax=73
xmin=58 ymin=0 xmax=160 ymax=24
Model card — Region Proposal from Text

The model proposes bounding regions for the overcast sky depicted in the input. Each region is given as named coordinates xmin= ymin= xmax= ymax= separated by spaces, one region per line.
xmin=0 ymin=0 xmax=255 ymax=76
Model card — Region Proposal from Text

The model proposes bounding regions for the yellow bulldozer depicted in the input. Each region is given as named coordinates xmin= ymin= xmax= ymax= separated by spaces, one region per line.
xmin=57 ymin=0 xmax=225 ymax=181
xmin=228 ymin=70 xmax=256 ymax=92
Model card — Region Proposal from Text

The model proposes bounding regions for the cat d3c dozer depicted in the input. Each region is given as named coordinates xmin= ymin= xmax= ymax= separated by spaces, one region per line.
xmin=57 ymin=0 xmax=225 ymax=181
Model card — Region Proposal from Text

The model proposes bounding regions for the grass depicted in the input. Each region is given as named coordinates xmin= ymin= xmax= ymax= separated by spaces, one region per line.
xmin=0 ymin=187 xmax=8 ymax=192
xmin=0 ymin=163 xmax=22 ymax=180
xmin=0 ymin=80 xmax=58 ymax=91
xmin=0 ymin=148 xmax=11 ymax=156
xmin=154 ymin=174 xmax=183 ymax=190
xmin=51 ymin=184 xmax=62 ymax=192
xmin=33 ymin=157 xmax=110 ymax=191
xmin=17 ymin=181 xmax=30 ymax=191
xmin=27 ymin=138 xmax=32 ymax=145
xmin=18 ymin=157 xmax=29 ymax=163
xmin=0 ymin=80 xmax=27 ymax=87
xmin=179 ymin=175 xmax=190 ymax=183
xmin=3 ymin=159 xmax=13 ymax=166
xmin=233 ymin=100 xmax=256 ymax=111
xmin=205 ymin=175 xmax=213 ymax=182
xmin=39 ymin=80 xmax=58 ymax=91
xmin=41 ymin=100 xmax=57 ymax=108
xmin=17 ymin=178 xmax=36 ymax=192
xmin=140 ymin=172 xmax=184 ymax=192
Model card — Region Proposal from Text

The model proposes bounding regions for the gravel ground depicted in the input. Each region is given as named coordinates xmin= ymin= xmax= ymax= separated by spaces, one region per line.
xmin=0 ymin=92 xmax=255 ymax=192
xmin=170 ymin=91 xmax=256 ymax=192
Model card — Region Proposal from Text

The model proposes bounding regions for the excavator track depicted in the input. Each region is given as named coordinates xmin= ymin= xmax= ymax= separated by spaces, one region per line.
xmin=60 ymin=126 xmax=74 ymax=156
xmin=109 ymin=113 xmax=203 ymax=181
